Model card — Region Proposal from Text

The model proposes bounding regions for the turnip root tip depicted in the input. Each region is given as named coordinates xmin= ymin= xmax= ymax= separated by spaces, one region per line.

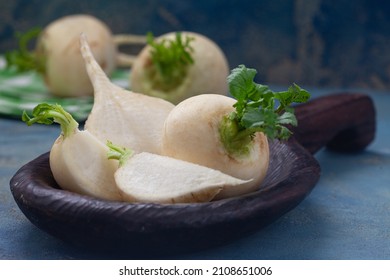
xmin=79 ymin=33 xmax=175 ymax=154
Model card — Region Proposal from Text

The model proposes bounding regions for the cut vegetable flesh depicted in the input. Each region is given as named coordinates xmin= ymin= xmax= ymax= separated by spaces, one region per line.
xmin=114 ymin=152 xmax=250 ymax=204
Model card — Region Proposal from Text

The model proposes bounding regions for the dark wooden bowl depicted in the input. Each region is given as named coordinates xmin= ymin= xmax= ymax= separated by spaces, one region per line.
xmin=9 ymin=93 xmax=375 ymax=257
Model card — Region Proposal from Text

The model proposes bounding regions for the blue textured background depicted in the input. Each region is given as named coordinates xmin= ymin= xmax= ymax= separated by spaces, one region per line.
xmin=1 ymin=0 xmax=390 ymax=90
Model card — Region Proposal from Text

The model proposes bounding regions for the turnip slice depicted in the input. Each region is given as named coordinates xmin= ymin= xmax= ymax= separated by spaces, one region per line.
xmin=22 ymin=103 xmax=122 ymax=201
xmin=162 ymin=65 xmax=311 ymax=199
xmin=131 ymin=32 xmax=229 ymax=104
xmin=107 ymin=142 xmax=250 ymax=204
xmin=79 ymin=33 xmax=175 ymax=154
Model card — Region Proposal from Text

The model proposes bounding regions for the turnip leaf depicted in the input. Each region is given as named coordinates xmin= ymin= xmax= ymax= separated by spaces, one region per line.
xmin=5 ymin=27 xmax=45 ymax=74
xmin=225 ymin=64 xmax=310 ymax=141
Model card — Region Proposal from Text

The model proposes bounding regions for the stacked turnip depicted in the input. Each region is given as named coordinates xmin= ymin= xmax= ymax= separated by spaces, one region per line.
xmin=22 ymin=30 xmax=309 ymax=204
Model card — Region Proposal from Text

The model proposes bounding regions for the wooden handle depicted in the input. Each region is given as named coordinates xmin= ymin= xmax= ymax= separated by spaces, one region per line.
xmin=291 ymin=93 xmax=376 ymax=154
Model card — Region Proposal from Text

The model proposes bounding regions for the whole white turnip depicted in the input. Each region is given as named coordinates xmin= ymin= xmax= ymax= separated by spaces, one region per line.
xmin=36 ymin=14 xmax=117 ymax=97
xmin=6 ymin=14 xmax=145 ymax=97
xmin=162 ymin=65 xmax=311 ymax=199
xmin=130 ymin=31 xmax=229 ymax=104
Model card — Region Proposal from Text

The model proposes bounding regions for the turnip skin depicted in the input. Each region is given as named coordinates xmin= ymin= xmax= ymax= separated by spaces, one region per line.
xmin=50 ymin=131 xmax=122 ymax=201
xmin=79 ymin=33 xmax=174 ymax=154
xmin=130 ymin=32 xmax=229 ymax=104
xmin=22 ymin=103 xmax=122 ymax=201
xmin=36 ymin=14 xmax=117 ymax=97
xmin=162 ymin=94 xmax=270 ymax=199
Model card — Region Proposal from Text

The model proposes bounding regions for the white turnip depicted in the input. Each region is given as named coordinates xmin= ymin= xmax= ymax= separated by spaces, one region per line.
xmin=130 ymin=31 xmax=229 ymax=104
xmin=6 ymin=14 xmax=145 ymax=97
xmin=162 ymin=65 xmax=310 ymax=199
xmin=107 ymin=142 xmax=249 ymax=204
xmin=36 ymin=14 xmax=117 ymax=97
xmin=79 ymin=33 xmax=174 ymax=154
xmin=22 ymin=104 xmax=122 ymax=201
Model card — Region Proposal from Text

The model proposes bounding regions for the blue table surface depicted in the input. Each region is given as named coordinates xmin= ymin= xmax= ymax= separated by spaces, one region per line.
xmin=0 ymin=88 xmax=389 ymax=260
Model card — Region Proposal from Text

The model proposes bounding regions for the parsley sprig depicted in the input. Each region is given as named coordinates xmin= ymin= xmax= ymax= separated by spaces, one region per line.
xmin=220 ymin=65 xmax=310 ymax=156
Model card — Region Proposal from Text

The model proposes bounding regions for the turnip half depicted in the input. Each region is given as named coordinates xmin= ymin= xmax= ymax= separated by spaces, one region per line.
xmin=22 ymin=103 xmax=122 ymax=201
xmin=162 ymin=65 xmax=310 ymax=199
xmin=107 ymin=142 xmax=249 ymax=204
xmin=79 ymin=33 xmax=174 ymax=154
xmin=130 ymin=32 xmax=229 ymax=104
xmin=5 ymin=14 xmax=145 ymax=97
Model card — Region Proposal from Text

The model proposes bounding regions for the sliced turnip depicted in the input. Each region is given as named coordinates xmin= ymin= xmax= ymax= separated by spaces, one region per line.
xmin=22 ymin=103 xmax=122 ymax=201
xmin=107 ymin=142 xmax=250 ymax=204
xmin=130 ymin=31 xmax=229 ymax=104
xmin=79 ymin=33 xmax=174 ymax=154
xmin=162 ymin=65 xmax=311 ymax=199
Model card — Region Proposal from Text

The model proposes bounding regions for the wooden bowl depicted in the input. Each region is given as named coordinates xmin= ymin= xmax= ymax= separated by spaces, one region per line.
xmin=9 ymin=93 xmax=375 ymax=257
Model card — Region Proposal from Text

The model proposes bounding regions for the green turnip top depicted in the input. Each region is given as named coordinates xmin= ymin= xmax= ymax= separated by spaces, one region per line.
xmin=131 ymin=31 xmax=229 ymax=104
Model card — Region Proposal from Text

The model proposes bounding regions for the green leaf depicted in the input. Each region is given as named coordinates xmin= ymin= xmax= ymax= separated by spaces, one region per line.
xmin=275 ymin=83 xmax=310 ymax=111
xmin=220 ymin=64 xmax=310 ymax=153
xmin=22 ymin=103 xmax=78 ymax=138
xmin=277 ymin=110 xmax=297 ymax=126
xmin=227 ymin=65 xmax=257 ymax=101
xmin=5 ymin=27 xmax=44 ymax=73
xmin=147 ymin=32 xmax=194 ymax=91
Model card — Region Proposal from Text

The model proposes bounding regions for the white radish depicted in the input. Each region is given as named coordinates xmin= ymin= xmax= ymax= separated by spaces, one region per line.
xmin=22 ymin=104 xmax=122 ymax=201
xmin=130 ymin=31 xmax=229 ymax=104
xmin=79 ymin=33 xmax=175 ymax=154
xmin=107 ymin=142 xmax=250 ymax=204
xmin=162 ymin=65 xmax=311 ymax=199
